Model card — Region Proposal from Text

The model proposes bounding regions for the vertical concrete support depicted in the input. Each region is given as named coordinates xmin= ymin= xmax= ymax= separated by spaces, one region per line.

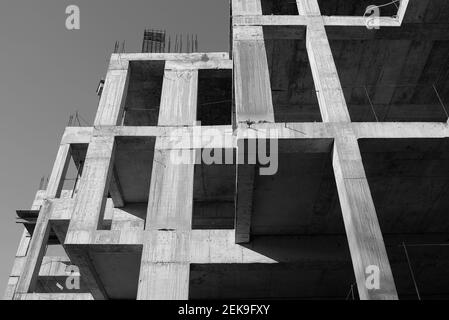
xmin=94 ymin=59 xmax=130 ymax=126
xmin=232 ymin=0 xmax=262 ymax=16
xmin=297 ymin=0 xmax=397 ymax=299
xmin=233 ymin=25 xmax=275 ymax=123
xmin=299 ymin=1 xmax=351 ymax=122
xmin=14 ymin=144 xmax=71 ymax=297
xmin=66 ymin=135 xmax=115 ymax=244
xmin=158 ymin=66 xmax=198 ymax=126
xmin=109 ymin=168 xmax=125 ymax=208
xmin=397 ymin=0 xmax=410 ymax=24
xmin=235 ymin=163 xmax=256 ymax=244
xmin=333 ymin=130 xmax=398 ymax=300
xmin=296 ymin=0 xmax=321 ymax=15
xmin=64 ymin=135 xmax=113 ymax=300
xmin=137 ymin=149 xmax=195 ymax=300
xmin=4 ymin=191 xmax=45 ymax=300
xmin=4 ymin=230 xmax=31 ymax=299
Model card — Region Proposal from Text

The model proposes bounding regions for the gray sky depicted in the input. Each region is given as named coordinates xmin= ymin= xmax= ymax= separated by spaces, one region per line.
xmin=0 ymin=0 xmax=229 ymax=293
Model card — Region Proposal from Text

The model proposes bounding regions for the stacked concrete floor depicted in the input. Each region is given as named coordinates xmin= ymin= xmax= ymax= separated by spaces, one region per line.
xmin=5 ymin=0 xmax=449 ymax=300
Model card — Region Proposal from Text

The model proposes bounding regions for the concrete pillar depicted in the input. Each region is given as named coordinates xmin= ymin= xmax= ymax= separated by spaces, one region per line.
xmin=14 ymin=144 xmax=71 ymax=297
xmin=333 ymin=131 xmax=398 ymax=300
xmin=66 ymin=135 xmax=115 ymax=244
xmin=158 ymin=65 xmax=198 ymax=126
xmin=63 ymin=135 xmax=115 ymax=300
xmin=232 ymin=0 xmax=262 ymax=16
xmin=4 ymin=230 xmax=31 ymax=300
xmin=235 ymin=162 xmax=256 ymax=244
xmin=234 ymin=25 xmax=275 ymax=124
xmin=137 ymin=149 xmax=195 ymax=300
xmin=233 ymin=2 xmax=274 ymax=124
xmin=94 ymin=58 xmax=130 ymax=126
xmin=297 ymin=0 xmax=398 ymax=299
xmin=305 ymin=20 xmax=351 ymax=122
xmin=137 ymin=61 xmax=198 ymax=300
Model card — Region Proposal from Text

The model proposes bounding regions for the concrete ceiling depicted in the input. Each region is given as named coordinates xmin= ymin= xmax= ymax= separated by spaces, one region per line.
xmin=190 ymin=259 xmax=355 ymax=300
xmin=250 ymin=139 xmax=344 ymax=236
xmin=361 ymin=138 xmax=449 ymax=299
xmin=360 ymin=138 xmax=449 ymax=234
xmin=260 ymin=1 xmax=449 ymax=122
xmin=90 ymin=250 xmax=141 ymax=300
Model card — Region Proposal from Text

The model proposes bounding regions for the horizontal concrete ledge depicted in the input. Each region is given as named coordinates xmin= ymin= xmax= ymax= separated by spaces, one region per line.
xmin=110 ymin=52 xmax=229 ymax=63
xmin=322 ymin=16 xmax=401 ymax=27
xmin=11 ymin=256 xmax=79 ymax=278
xmin=14 ymin=293 xmax=93 ymax=300
xmin=233 ymin=15 xmax=400 ymax=27
xmin=239 ymin=122 xmax=449 ymax=140
xmin=61 ymin=123 xmax=449 ymax=145
xmin=165 ymin=59 xmax=232 ymax=71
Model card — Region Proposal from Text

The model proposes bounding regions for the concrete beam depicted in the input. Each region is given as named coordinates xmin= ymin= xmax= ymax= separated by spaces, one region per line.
xmin=14 ymin=293 xmax=93 ymax=300
xmin=109 ymin=52 xmax=229 ymax=65
xmin=164 ymin=59 xmax=232 ymax=71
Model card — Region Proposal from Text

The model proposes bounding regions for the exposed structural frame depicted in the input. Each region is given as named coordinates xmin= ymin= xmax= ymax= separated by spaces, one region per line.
xmin=7 ymin=0 xmax=449 ymax=300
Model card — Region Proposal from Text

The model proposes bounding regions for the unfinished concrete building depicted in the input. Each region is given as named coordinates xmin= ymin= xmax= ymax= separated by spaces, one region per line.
xmin=5 ymin=0 xmax=449 ymax=300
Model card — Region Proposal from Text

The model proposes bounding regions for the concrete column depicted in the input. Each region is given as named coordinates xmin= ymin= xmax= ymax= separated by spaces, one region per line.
xmin=4 ymin=190 xmax=45 ymax=300
xmin=232 ymin=0 xmax=262 ymax=16
xmin=298 ymin=0 xmax=397 ymax=299
xmin=296 ymin=0 xmax=321 ymax=15
xmin=233 ymin=26 xmax=275 ymax=124
xmin=137 ymin=149 xmax=195 ymax=300
xmin=158 ymin=66 xmax=198 ymax=126
xmin=305 ymin=20 xmax=351 ymax=122
xmin=94 ymin=58 xmax=130 ymax=126
xmin=64 ymin=135 xmax=114 ymax=300
xmin=297 ymin=0 xmax=351 ymax=122
xmin=235 ymin=162 xmax=256 ymax=244
xmin=66 ymin=135 xmax=115 ymax=244
xmin=4 ymin=230 xmax=31 ymax=300
xmin=14 ymin=144 xmax=71 ymax=297
xmin=333 ymin=131 xmax=398 ymax=300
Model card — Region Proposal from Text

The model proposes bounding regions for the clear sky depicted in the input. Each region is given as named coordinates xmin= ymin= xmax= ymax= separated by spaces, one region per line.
xmin=0 ymin=0 xmax=229 ymax=293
